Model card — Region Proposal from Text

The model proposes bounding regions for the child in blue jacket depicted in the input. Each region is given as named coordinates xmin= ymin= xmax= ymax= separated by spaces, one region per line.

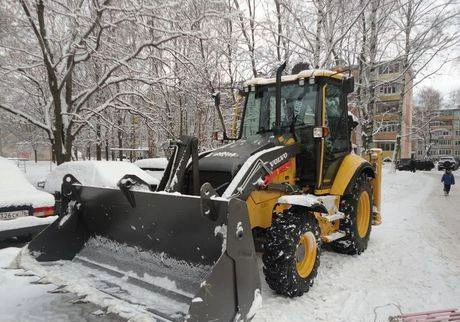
xmin=441 ymin=169 xmax=455 ymax=196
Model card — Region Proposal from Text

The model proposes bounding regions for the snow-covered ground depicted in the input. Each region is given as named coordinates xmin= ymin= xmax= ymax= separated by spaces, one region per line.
xmin=254 ymin=167 xmax=460 ymax=322
xmin=0 ymin=164 xmax=459 ymax=321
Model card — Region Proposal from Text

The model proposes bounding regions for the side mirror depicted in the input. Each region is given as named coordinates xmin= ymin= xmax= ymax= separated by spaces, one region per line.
xmin=342 ymin=77 xmax=354 ymax=94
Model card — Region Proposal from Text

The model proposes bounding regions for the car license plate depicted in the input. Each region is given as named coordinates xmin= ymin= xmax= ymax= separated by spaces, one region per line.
xmin=0 ymin=210 xmax=29 ymax=220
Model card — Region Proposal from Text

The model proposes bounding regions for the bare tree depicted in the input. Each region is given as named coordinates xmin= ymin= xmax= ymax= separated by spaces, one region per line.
xmin=413 ymin=87 xmax=442 ymax=158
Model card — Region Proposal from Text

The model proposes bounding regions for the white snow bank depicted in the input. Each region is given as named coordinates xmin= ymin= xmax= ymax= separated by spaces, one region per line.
xmin=43 ymin=161 xmax=159 ymax=193
xmin=0 ymin=247 xmax=21 ymax=268
xmin=0 ymin=157 xmax=54 ymax=208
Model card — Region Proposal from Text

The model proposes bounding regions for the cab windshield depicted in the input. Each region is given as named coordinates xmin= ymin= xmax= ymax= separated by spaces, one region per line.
xmin=241 ymin=82 xmax=318 ymax=137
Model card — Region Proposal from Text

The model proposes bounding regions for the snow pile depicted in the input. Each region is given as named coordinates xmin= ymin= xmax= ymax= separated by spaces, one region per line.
xmin=247 ymin=289 xmax=262 ymax=319
xmin=0 ymin=157 xmax=54 ymax=208
xmin=12 ymin=247 xmax=154 ymax=321
xmin=12 ymin=235 xmax=213 ymax=320
xmin=43 ymin=161 xmax=159 ymax=193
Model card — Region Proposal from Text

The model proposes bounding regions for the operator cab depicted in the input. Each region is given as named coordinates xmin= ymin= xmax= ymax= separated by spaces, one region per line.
xmin=241 ymin=70 xmax=354 ymax=191
xmin=174 ymin=69 xmax=355 ymax=196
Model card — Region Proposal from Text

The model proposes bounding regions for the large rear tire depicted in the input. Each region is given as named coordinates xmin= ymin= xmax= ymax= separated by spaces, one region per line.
xmin=262 ymin=208 xmax=321 ymax=297
xmin=331 ymin=173 xmax=372 ymax=255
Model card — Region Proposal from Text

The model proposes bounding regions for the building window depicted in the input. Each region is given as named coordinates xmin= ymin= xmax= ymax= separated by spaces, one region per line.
xmin=438 ymin=139 xmax=452 ymax=146
xmin=379 ymin=83 xmax=399 ymax=95
xmin=431 ymin=121 xmax=449 ymax=127
xmin=438 ymin=149 xmax=452 ymax=155
xmin=376 ymin=142 xmax=395 ymax=151
xmin=379 ymin=61 xmax=400 ymax=74
xmin=456 ymin=130 xmax=460 ymax=136
xmin=375 ymin=120 xmax=399 ymax=132
xmin=375 ymin=102 xmax=399 ymax=114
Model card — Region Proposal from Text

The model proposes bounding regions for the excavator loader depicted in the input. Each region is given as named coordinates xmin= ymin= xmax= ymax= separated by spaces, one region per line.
xmin=18 ymin=63 xmax=382 ymax=321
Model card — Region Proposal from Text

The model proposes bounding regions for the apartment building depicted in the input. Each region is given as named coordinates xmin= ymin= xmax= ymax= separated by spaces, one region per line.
xmin=413 ymin=108 xmax=460 ymax=159
xmin=372 ymin=60 xmax=413 ymax=159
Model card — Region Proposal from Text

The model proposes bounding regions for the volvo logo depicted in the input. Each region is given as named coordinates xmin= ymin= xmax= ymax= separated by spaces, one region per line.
xmin=269 ymin=152 xmax=288 ymax=168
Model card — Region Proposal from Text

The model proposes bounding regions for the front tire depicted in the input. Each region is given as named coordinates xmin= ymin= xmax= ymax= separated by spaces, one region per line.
xmin=331 ymin=173 xmax=373 ymax=255
xmin=262 ymin=208 xmax=321 ymax=297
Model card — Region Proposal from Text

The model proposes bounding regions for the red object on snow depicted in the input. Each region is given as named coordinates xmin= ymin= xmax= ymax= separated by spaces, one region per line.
xmin=395 ymin=308 xmax=459 ymax=322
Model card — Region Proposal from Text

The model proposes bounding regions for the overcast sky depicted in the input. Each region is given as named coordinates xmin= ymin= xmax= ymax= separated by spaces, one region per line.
xmin=416 ymin=58 xmax=459 ymax=97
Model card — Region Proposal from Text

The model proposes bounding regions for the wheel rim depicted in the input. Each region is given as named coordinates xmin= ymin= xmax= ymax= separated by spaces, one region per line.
xmin=296 ymin=232 xmax=317 ymax=278
xmin=357 ymin=191 xmax=370 ymax=238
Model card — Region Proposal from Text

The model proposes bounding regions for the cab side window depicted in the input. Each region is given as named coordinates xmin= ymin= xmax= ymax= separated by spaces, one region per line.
xmin=325 ymin=84 xmax=349 ymax=154
xmin=321 ymin=83 xmax=350 ymax=188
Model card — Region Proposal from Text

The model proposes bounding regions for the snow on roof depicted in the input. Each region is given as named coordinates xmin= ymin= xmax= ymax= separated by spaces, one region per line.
xmin=0 ymin=157 xmax=54 ymax=208
xmin=134 ymin=158 xmax=168 ymax=169
xmin=243 ymin=69 xmax=346 ymax=87
xmin=43 ymin=161 xmax=159 ymax=194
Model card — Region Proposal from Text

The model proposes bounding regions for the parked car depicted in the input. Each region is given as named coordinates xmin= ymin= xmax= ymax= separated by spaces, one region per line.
xmin=134 ymin=157 xmax=168 ymax=181
xmin=42 ymin=161 xmax=160 ymax=215
xmin=383 ymin=157 xmax=393 ymax=163
xmin=437 ymin=156 xmax=458 ymax=171
xmin=396 ymin=158 xmax=434 ymax=171
xmin=0 ymin=157 xmax=56 ymax=241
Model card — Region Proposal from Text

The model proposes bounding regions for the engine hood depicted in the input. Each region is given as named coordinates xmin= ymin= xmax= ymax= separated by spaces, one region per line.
xmin=199 ymin=133 xmax=276 ymax=175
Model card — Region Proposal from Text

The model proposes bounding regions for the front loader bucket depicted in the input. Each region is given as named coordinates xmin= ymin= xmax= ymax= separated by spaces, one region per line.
xmin=23 ymin=177 xmax=260 ymax=321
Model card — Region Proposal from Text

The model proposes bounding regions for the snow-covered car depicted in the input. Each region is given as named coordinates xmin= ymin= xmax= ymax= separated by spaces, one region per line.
xmin=437 ymin=156 xmax=457 ymax=171
xmin=0 ymin=157 xmax=56 ymax=241
xmin=134 ymin=157 xmax=168 ymax=181
xmin=42 ymin=161 xmax=160 ymax=215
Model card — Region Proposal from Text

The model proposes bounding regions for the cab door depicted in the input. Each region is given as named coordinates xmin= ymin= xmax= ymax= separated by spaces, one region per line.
xmin=316 ymin=81 xmax=350 ymax=192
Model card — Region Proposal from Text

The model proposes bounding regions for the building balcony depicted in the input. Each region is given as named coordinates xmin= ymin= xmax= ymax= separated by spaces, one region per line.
xmin=374 ymin=132 xmax=398 ymax=141
xmin=377 ymin=94 xmax=401 ymax=102
xmin=374 ymin=113 xmax=400 ymax=121
xmin=434 ymin=115 xmax=454 ymax=121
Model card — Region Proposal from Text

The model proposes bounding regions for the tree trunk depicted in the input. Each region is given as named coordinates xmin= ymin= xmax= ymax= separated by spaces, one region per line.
xmin=105 ymin=139 xmax=109 ymax=161
xmin=96 ymin=117 xmax=102 ymax=160
xmin=313 ymin=0 xmax=324 ymax=67
xmin=118 ymin=117 xmax=123 ymax=160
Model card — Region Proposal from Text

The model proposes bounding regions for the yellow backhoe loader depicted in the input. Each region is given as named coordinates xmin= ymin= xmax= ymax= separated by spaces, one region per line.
xmin=21 ymin=63 xmax=382 ymax=321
